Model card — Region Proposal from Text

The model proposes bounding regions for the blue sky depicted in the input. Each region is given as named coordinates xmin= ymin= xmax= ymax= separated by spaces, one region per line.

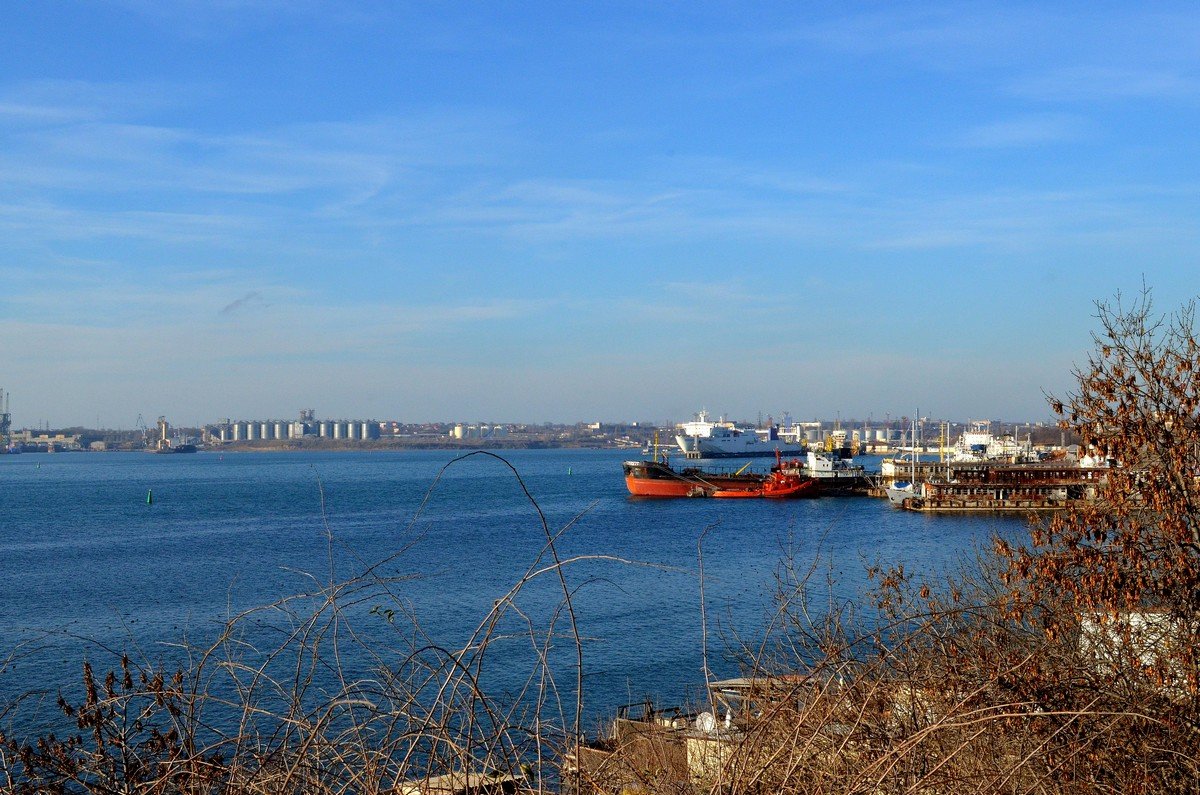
xmin=2 ymin=2 xmax=1198 ymax=427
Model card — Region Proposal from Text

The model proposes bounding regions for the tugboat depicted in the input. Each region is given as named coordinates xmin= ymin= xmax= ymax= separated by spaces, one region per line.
xmin=802 ymin=450 xmax=873 ymax=494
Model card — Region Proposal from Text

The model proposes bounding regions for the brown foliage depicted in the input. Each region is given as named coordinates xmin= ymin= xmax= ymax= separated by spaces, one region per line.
xmin=1003 ymin=288 xmax=1200 ymax=618
xmin=999 ymin=289 xmax=1200 ymax=697
xmin=572 ymin=289 xmax=1200 ymax=794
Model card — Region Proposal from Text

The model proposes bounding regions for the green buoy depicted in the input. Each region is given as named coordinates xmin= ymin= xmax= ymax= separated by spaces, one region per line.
xmin=146 ymin=489 xmax=153 ymax=505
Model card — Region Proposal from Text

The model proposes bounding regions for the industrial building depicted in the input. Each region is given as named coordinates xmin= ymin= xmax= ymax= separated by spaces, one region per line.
xmin=450 ymin=423 xmax=510 ymax=440
xmin=206 ymin=410 xmax=381 ymax=444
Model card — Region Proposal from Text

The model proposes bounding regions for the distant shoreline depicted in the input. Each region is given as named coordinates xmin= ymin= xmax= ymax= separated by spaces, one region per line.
xmin=173 ymin=438 xmax=626 ymax=453
xmin=6 ymin=438 xmax=644 ymax=454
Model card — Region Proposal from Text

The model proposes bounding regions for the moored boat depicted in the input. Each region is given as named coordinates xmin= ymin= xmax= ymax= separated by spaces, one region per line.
xmin=711 ymin=477 xmax=819 ymax=499
xmin=885 ymin=423 xmax=919 ymax=505
xmin=623 ymin=453 xmax=818 ymax=499
xmin=885 ymin=480 xmax=916 ymax=506
xmin=801 ymin=450 xmax=874 ymax=494
xmin=153 ymin=442 xmax=198 ymax=454
xmin=949 ymin=420 xmax=1037 ymax=463
xmin=675 ymin=410 xmax=805 ymax=459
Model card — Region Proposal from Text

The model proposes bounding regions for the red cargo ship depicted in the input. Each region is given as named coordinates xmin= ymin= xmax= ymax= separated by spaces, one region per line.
xmin=623 ymin=453 xmax=818 ymax=499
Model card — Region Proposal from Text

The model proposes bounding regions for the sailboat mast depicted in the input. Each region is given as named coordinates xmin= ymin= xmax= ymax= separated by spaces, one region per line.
xmin=912 ymin=412 xmax=918 ymax=483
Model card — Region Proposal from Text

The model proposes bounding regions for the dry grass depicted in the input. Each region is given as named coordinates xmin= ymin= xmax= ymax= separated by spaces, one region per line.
xmin=567 ymin=537 xmax=1199 ymax=795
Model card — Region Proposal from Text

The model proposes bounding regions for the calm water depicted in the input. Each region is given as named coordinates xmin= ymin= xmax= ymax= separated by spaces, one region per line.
xmin=0 ymin=449 xmax=1020 ymax=733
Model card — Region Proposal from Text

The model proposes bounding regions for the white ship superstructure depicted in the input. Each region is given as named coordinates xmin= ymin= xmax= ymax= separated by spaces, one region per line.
xmin=675 ymin=410 xmax=805 ymax=459
xmin=951 ymin=420 xmax=1035 ymax=463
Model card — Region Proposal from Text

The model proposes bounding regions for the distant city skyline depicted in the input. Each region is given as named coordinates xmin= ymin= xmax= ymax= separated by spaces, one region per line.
xmin=5 ymin=409 xmax=1072 ymax=434
xmin=2 ymin=3 xmax=1198 ymax=427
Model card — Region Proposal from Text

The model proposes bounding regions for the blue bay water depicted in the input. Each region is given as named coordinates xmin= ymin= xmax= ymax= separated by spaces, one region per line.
xmin=0 ymin=449 xmax=1020 ymax=734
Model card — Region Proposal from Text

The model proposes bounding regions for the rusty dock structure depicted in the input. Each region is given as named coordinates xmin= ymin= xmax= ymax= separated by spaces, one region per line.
xmin=879 ymin=460 xmax=1109 ymax=513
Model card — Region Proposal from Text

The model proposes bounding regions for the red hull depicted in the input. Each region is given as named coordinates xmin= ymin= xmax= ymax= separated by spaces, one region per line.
xmin=763 ymin=477 xmax=820 ymax=498
xmin=623 ymin=475 xmax=703 ymax=498
xmin=712 ymin=476 xmax=820 ymax=499
xmin=623 ymin=460 xmax=819 ymax=499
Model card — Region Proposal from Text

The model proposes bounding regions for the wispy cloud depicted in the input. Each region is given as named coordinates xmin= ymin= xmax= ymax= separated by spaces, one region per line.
xmin=0 ymin=118 xmax=456 ymax=196
xmin=0 ymin=201 xmax=260 ymax=243
xmin=956 ymin=115 xmax=1084 ymax=148
xmin=403 ymin=163 xmax=862 ymax=247
xmin=859 ymin=185 xmax=1200 ymax=252
xmin=0 ymin=81 xmax=519 ymax=267
xmin=1008 ymin=67 xmax=1200 ymax=103
xmin=785 ymin=11 xmax=996 ymax=56
xmin=0 ymin=79 xmax=189 ymax=124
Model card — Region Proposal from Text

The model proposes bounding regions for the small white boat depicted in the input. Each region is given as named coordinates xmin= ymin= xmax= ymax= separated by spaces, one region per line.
xmin=886 ymin=480 xmax=916 ymax=506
